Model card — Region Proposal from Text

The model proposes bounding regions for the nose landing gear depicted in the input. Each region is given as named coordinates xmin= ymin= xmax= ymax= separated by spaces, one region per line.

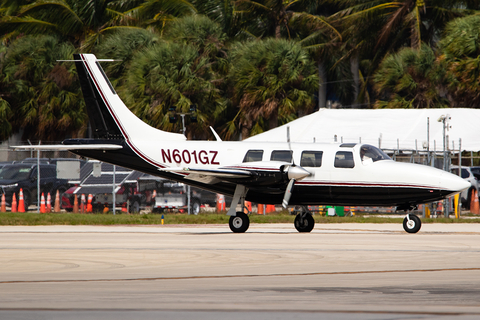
xmin=403 ymin=213 xmax=421 ymax=233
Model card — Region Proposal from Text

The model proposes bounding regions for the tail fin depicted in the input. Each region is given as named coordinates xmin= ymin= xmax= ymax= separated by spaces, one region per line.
xmin=74 ymin=54 xmax=185 ymax=142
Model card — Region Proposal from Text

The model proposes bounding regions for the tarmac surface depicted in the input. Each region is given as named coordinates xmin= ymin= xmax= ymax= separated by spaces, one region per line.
xmin=1 ymin=222 xmax=480 ymax=319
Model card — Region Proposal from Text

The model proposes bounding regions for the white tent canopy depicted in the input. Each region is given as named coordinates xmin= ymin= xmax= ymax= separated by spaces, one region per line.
xmin=246 ymin=108 xmax=480 ymax=151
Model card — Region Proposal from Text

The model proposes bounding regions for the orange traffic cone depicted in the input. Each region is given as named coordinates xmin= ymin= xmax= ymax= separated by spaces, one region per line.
xmin=258 ymin=204 xmax=264 ymax=215
xmin=86 ymin=194 xmax=93 ymax=213
xmin=40 ymin=193 xmax=46 ymax=213
xmin=244 ymin=201 xmax=252 ymax=213
xmin=46 ymin=193 xmax=52 ymax=212
xmin=437 ymin=201 xmax=443 ymax=216
xmin=80 ymin=194 xmax=85 ymax=213
xmin=216 ymin=194 xmax=226 ymax=211
xmin=1 ymin=194 xmax=5 ymax=212
xmin=54 ymin=190 xmax=60 ymax=212
xmin=266 ymin=204 xmax=276 ymax=213
xmin=18 ymin=189 xmax=25 ymax=213
xmin=122 ymin=202 xmax=128 ymax=212
xmin=73 ymin=194 xmax=79 ymax=213
xmin=11 ymin=193 xmax=17 ymax=212
xmin=472 ymin=190 xmax=480 ymax=215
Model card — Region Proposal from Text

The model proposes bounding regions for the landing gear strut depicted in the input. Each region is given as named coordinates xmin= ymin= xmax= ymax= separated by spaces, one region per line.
xmin=227 ymin=185 xmax=250 ymax=233
xmin=403 ymin=213 xmax=421 ymax=233
xmin=293 ymin=206 xmax=315 ymax=233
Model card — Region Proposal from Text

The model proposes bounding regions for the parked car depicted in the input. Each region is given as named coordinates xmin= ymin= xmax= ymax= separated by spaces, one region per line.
xmin=450 ymin=166 xmax=480 ymax=209
xmin=0 ymin=163 xmax=69 ymax=208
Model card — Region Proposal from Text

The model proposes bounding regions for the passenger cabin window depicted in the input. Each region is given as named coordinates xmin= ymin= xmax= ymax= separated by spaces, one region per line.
xmin=271 ymin=150 xmax=293 ymax=163
xmin=243 ymin=150 xmax=264 ymax=163
xmin=334 ymin=151 xmax=354 ymax=168
xmin=359 ymin=144 xmax=391 ymax=165
xmin=300 ymin=151 xmax=323 ymax=167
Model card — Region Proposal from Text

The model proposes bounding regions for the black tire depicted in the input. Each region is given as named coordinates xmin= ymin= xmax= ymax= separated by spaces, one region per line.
xmin=190 ymin=199 xmax=201 ymax=215
xmin=294 ymin=213 xmax=315 ymax=233
xmin=403 ymin=214 xmax=421 ymax=233
xmin=229 ymin=212 xmax=250 ymax=233
xmin=129 ymin=200 xmax=140 ymax=213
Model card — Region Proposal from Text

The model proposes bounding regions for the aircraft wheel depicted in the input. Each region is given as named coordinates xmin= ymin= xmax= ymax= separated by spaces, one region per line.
xmin=403 ymin=214 xmax=421 ymax=233
xmin=229 ymin=212 xmax=250 ymax=233
xmin=294 ymin=213 xmax=315 ymax=233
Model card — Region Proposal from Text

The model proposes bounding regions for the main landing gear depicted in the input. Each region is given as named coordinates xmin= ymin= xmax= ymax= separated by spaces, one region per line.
xmin=293 ymin=206 xmax=315 ymax=233
xmin=227 ymin=185 xmax=251 ymax=233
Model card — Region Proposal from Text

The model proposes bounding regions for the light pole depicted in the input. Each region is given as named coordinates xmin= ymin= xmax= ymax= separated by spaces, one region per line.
xmin=169 ymin=105 xmax=198 ymax=215
xmin=438 ymin=114 xmax=451 ymax=217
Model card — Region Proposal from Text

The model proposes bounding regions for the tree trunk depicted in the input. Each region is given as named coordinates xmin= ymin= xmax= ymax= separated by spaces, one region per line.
xmin=318 ymin=61 xmax=327 ymax=109
xmin=350 ymin=54 xmax=360 ymax=108
xmin=269 ymin=109 xmax=278 ymax=130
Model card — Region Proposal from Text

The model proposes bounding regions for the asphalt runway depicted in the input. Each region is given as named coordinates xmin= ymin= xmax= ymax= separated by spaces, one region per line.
xmin=1 ymin=222 xmax=480 ymax=320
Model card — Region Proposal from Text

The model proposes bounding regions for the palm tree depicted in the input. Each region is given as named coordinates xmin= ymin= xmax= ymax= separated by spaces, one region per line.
xmin=94 ymin=28 xmax=160 ymax=86
xmin=228 ymin=38 xmax=318 ymax=138
xmin=119 ymin=39 xmax=226 ymax=139
xmin=290 ymin=10 xmax=352 ymax=109
xmin=234 ymin=0 xmax=319 ymax=39
xmin=0 ymin=35 xmax=87 ymax=141
xmin=373 ymin=44 xmax=448 ymax=108
xmin=188 ymin=0 xmax=248 ymax=41
xmin=438 ymin=14 xmax=480 ymax=108
xmin=333 ymin=0 xmax=473 ymax=107
xmin=0 ymin=0 xmax=196 ymax=50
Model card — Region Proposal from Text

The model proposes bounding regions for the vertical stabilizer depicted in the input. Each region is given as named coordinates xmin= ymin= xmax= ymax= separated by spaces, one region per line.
xmin=74 ymin=54 xmax=185 ymax=142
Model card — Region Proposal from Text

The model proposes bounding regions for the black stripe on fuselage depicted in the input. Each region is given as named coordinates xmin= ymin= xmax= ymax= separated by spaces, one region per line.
xmin=246 ymin=184 xmax=453 ymax=207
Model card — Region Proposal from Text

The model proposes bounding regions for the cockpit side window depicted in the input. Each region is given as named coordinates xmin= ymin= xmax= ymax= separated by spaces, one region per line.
xmin=334 ymin=151 xmax=354 ymax=168
xmin=360 ymin=144 xmax=391 ymax=164
xmin=300 ymin=151 xmax=323 ymax=167
xmin=243 ymin=150 xmax=264 ymax=163
xmin=271 ymin=150 xmax=293 ymax=163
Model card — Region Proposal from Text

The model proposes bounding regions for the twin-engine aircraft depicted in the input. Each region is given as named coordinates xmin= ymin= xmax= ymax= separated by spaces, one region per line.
xmin=14 ymin=54 xmax=470 ymax=233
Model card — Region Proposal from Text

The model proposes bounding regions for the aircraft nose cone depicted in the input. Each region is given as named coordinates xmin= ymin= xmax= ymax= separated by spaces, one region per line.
xmin=440 ymin=171 xmax=471 ymax=193
xmin=287 ymin=166 xmax=310 ymax=181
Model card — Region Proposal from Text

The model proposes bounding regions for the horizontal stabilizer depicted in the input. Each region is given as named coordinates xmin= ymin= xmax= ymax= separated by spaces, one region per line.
xmin=11 ymin=144 xmax=123 ymax=151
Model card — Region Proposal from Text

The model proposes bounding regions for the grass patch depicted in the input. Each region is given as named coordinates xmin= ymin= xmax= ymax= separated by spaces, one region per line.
xmin=0 ymin=211 xmax=479 ymax=226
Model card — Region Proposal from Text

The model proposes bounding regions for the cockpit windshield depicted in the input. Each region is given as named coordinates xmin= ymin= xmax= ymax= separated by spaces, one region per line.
xmin=359 ymin=145 xmax=391 ymax=164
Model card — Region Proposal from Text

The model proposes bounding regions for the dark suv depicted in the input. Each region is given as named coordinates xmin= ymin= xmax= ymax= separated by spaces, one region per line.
xmin=0 ymin=164 xmax=69 ymax=208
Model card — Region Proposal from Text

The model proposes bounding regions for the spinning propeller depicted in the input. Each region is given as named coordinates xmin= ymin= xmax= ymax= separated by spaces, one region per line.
xmin=281 ymin=127 xmax=310 ymax=208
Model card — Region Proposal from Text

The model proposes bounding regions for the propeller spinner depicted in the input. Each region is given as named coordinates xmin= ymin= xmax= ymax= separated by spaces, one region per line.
xmin=282 ymin=165 xmax=311 ymax=208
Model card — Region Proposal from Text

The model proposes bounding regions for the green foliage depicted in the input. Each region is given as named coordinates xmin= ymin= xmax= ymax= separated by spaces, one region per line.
xmin=95 ymin=28 xmax=160 ymax=82
xmin=1 ymin=211 xmax=479 ymax=226
xmin=1 ymin=1 xmax=480 ymax=144
xmin=229 ymin=38 xmax=318 ymax=137
xmin=373 ymin=44 xmax=448 ymax=109
xmin=120 ymin=39 xmax=225 ymax=138
xmin=438 ymin=14 xmax=480 ymax=108
xmin=0 ymin=35 xmax=87 ymax=141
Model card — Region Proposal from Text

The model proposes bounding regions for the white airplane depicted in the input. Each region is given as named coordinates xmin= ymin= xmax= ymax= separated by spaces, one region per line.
xmin=14 ymin=54 xmax=470 ymax=233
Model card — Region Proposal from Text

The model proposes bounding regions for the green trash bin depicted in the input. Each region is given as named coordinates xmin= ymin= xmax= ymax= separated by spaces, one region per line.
xmin=335 ymin=206 xmax=345 ymax=217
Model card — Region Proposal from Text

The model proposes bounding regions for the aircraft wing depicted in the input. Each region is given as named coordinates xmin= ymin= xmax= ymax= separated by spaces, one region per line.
xmin=11 ymin=144 xmax=123 ymax=151
xmin=159 ymin=167 xmax=253 ymax=179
